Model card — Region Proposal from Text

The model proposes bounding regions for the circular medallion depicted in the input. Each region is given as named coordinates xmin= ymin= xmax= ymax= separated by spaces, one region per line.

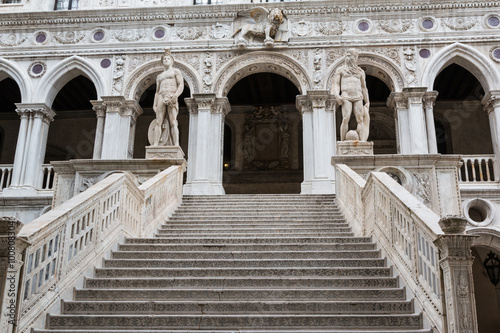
xmin=100 ymin=59 xmax=111 ymax=69
xmin=419 ymin=49 xmax=431 ymax=58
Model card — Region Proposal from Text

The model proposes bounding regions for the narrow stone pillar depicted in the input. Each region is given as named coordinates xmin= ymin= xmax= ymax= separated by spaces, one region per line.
xmin=434 ymin=216 xmax=478 ymax=333
xmin=90 ymin=101 xmax=106 ymax=159
xmin=0 ymin=217 xmax=28 ymax=333
xmin=6 ymin=104 xmax=55 ymax=194
xmin=100 ymin=96 xmax=143 ymax=159
xmin=183 ymin=94 xmax=229 ymax=195
xmin=388 ymin=92 xmax=411 ymax=154
xmin=424 ymin=91 xmax=439 ymax=154
xmin=296 ymin=91 xmax=335 ymax=194
xmin=482 ymin=91 xmax=500 ymax=179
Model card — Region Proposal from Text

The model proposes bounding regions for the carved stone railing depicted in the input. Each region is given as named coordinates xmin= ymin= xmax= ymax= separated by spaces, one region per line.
xmin=336 ymin=163 xmax=478 ymax=333
xmin=459 ymin=155 xmax=496 ymax=183
xmin=0 ymin=165 xmax=13 ymax=190
xmin=40 ymin=165 xmax=55 ymax=191
xmin=13 ymin=165 xmax=183 ymax=333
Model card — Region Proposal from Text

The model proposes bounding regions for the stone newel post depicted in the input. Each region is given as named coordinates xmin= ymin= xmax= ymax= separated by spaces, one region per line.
xmin=183 ymin=94 xmax=230 ymax=195
xmin=296 ymin=91 xmax=335 ymax=194
xmin=434 ymin=216 xmax=478 ymax=333
xmin=0 ymin=217 xmax=28 ymax=333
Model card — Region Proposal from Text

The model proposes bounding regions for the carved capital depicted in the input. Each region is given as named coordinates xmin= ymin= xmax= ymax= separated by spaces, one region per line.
xmin=402 ymin=87 xmax=427 ymax=104
xmin=90 ymin=100 xmax=106 ymax=118
xmin=101 ymin=96 xmax=126 ymax=114
xmin=435 ymin=234 xmax=477 ymax=261
xmin=388 ymin=92 xmax=408 ymax=110
xmin=482 ymin=90 xmax=500 ymax=115
xmin=306 ymin=90 xmax=330 ymax=109
xmin=214 ymin=97 xmax=231 ymax=115
xmin=184 ymin=98 xmax=198 ymax=114
xmin=123 ymin=100 xmax=143 ymax=123
xmin=193 ymin=93 xmax=217 ymax=111
xmin=423 ymin=91 xmax=439 ymax=110
xmin=15 ymin=103 xmax=56 ymax=123
xmin=296 ymin=95 xmax=312 ymax=114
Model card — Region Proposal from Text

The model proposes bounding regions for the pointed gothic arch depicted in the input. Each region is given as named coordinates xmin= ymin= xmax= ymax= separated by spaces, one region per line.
xmin=0 ymin=57 xmax=32 ymax=103
xmin=36 ymin=55 xmax=108 ymax=107
xmin=422 ymin=43 xmax=500 ymax=92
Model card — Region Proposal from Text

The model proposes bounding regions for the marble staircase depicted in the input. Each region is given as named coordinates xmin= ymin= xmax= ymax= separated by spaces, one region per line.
xmin=34 ymin=194 xmax=432 ymax=332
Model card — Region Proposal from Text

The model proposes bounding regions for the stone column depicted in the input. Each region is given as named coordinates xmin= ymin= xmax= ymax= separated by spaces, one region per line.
xmin=388 ymin=88 xmax=429 ymax=154
xmin=183 ymin=94 xmax=230 ymax=195
xmin=99 ymin=96 xmax=143 ymax=159
xmin=5 ymin=104 xmax=55 ymax=195
xmin=90 ymin=101 xmax=106 ymax=160
xmin=434 ymin=216 xmax=479 ymax=333
xmin=423 ymin=91 xmax=439 ymax=154
xmin=0 ymin=217 xmax=28 ymax=333
xmin=482 ymin=91 xmax=500 ymax=179
xmin=296 ymin=91 xmax=335 ymax=194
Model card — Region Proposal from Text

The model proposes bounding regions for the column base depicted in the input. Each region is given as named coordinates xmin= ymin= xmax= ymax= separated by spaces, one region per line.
xmin=146 ymin=146 xmax=185 ymax=160
xmin=183 ymin=181 xmax=225 ymax=195
xmin=337 ymin=141 xmax=374 ymax=155
xmin=301 ymin=179 xmax=335 ymax=194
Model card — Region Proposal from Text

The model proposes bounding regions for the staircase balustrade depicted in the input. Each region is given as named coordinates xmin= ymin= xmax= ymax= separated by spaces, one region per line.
xmin=10 ymin=165 xmax=183 ymax=333
xmin=459 ymin=155 xmax=496 ymax=183
xmin=0 ymin=165 xmax=13 ymax=190
xmin=336 ymin=164 xmax=446 ymax=332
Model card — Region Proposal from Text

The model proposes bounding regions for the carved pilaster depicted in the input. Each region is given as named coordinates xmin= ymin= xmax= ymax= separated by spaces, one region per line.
xmin=434 ymin=216 xmax=479 ymax=333
xmin=482 ymin=90 xmax=500 ymax=115
xmin=0 ymin=217 xmax=28 ymax=333
xmin=296 ymin=95 xmax=312 ymax=114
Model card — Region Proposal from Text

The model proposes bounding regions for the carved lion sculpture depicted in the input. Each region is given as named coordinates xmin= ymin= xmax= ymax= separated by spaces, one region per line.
xmin=231 ymin=7 xmax=285 ymax=47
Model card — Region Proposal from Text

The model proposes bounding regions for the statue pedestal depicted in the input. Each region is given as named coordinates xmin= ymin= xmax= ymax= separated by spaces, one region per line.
xmin=146 ymin=146 xmax=185 ymax=160
xmin=337 ymin=141 xmax=374 ymax=156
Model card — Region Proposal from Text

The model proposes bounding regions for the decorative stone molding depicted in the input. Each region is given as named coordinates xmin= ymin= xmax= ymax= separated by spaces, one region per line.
xmin=418 ymin=17 xmax=438 ymax=32
xmin=191 ymin=93 xmax=216 ymax=111
xmin=483 ymin=14 xmax=500 ymax=29
xmin=306 ymin=90 xmax=330 ymax=109
xmin=442 ymin=17 xmax=477 ymax=31
xmin=112 ymin=29 xmax=147 ymax=42
xmin=403 ymin=87 xmax=427 ymax=104
xmin=213 ymin=97 xmax=230 ymax=115
xmin=489 ymin=46 xmax=500 ymax=63
xmin=315 ymin=21 xmax=345 ymax=36
xmin=175 ymin=26 xmax=206 ymax=40
xmin=27 ymin=61 xmax=46 ymax=78
xmin=378 ymin=19 xmax=412 ymax=33
xmin=403 ymin=47 xmax=417 ymax=86
xmin=15 ymin=103 xmax=56 ymax=123
xmin=295 ymin=95 xmax=312 ymax=114
xmin=0 ymin=33 xmax=27 ymax=47
xmin=184 ymin=98 xmax=199 ymax=115
xmin=291 ymin=20 xmax=313 ymax=37
xmin=53 ymin=31 xmax=85 ymax=44
xmin=463 ymin=198 xmax=496 ymax=227
xmin=423 ymin=91 xmax=439 ymax=110
xmin=112 ymin=54 xmax=126 ymax=95
xmin=388 ymin=92 xmax=408 ymax=109
xmin=210 ymin=22 xmax=230 ymax=39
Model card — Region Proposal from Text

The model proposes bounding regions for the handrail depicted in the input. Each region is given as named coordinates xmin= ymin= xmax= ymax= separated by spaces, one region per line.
xmin=336 ymin=164 xmax=445 ymax=332
xmin=16 ymin=165 xmax=183 ymax=332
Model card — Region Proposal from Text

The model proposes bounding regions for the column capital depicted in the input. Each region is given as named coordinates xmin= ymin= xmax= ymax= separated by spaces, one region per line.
xmin=402 ymin=87 xmax=427 ymax=104
xmin=90 ymin=100 xmax=106 ymax=118
xmin=185 ymin=94 xmax=220 ymax=114
xmin=387 ymin=92 xmax=408 ymax=109
xmin=15 ymin=103 xmax=56 ymax=123
xmin=306 ymin=90 xmax=331 ymax=109
xmin=213 ymin=97 xmax=231 ymax=115
xmin=296 ymin=95 xmax=312 ymax=114
xmin=423 ymin=91 xmax=439 ymax=110
xmin=123 ymin=100 xmax=143 ymax=124
xmin=482 ymin=90 xmax=500 ymax=114
xmin=100 ymin=96 xmax=143 ymax=121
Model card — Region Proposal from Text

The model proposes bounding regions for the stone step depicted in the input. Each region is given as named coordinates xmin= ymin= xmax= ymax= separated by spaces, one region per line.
xmin=171 ymin=211 xmax=343 ymax=216
xmin=103 ymin=258 xmax=386 ymax=269
xmin=117 ymin=242 xmax=378 ymax=252
xmin=83 ymin=276 xmax=398 ymax=289
xmin=94 ymin=266 xmax=393 ymax=278
xmin=175 ymin=206 xmax=341 ymax=211
xmin=154 ymin=231 xmax=355 ymax=237
xmin=167 ymin=217 xmax=347 ymax=222
xmin=159 ymin=222 xmax=352 ymax=228
xmin=125 ymin=236 xmax=373 ymax=245
xmin=35 ymin=328 xmax=433 ymax=333
xmin=156 ymin=227 xmax=353 ymax=234
xmin=61 ymin=299 xmax=413 ymax=315
xmin=73 ymin=287 xmax=407 ymax=301
xmin=111 ymin=249 xmax=381 ymax=260
xmin=46 ymin=313 xmax=422 ymax=329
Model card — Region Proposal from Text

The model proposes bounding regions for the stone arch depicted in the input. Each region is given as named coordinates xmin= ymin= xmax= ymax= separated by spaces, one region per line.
xmin=36 ymin=56 xmax=108 ymax=107
xmin=326 ymin=53 xmax=405 ymax=93
xmin=214 ymin=52 xmax=311 ymax=97
xmin=469 ymin=228 xmax=500 ymax=252
xmin=124 ymin=59 xmax=200 ymax=102
xmin=0 ymin=57 xmax=32 ymax=103
xmin=422 ymin=42 xmax=500 ymax=92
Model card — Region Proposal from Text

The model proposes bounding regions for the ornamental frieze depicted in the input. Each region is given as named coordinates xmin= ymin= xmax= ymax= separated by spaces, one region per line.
xmin=0 ymin=33 xmax=27 ymax=47
xmin=378 ymin=19 xmax=413 ymax=33
xmin=442 ymin=17 xmax=477 ymax=31
xmin=175 ymin=26 xmax=207 ymax=41
xmin=53 ymin=31 xmax=86 ymax=44
xmin=315 ymin=21 xmax=346 ymax=36
xmin=112 ymin=29 xmax=148 ymax=42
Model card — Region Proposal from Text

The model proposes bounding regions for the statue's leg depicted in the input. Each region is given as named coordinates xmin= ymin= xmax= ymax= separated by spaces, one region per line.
xmin=168 ymin=102 xmax=180 ymax=146
xmin=362 ymin=105 xmax=370 ymax=141
xmin=153 ymin=99 xmax=166 ymax=146
xmin=353 ymin=100 xmax=367 ymax=141
xmin=340 ymin=102 xmax=352 ymax=141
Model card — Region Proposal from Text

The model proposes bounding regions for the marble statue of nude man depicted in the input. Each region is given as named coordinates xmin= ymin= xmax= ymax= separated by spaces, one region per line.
xmin=332 ymin=48 xmax=370 ymax=141
xmin=151 ymin=49 xmax=184 ymax=147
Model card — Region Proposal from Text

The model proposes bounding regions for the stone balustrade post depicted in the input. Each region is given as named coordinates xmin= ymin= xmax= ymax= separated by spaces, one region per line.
xmin=423 ymin=91 xmax=439 ymax=154
xmin=434 ymin=216 xmax=478 ymax=333
xmin=183 ymin=94 xmax=230 ymax=195
xmin=6 ymin=104 xmax=55 ymax=195
xmin=99 ymin=96 xmax=143 ymax=159
xmin=0 ymin=217 xmax=28 ymax=333
xmin=482 ymin=91 xmax=500 ymax=179
xmin=296 ymin=91 xmax=335 ymax=194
